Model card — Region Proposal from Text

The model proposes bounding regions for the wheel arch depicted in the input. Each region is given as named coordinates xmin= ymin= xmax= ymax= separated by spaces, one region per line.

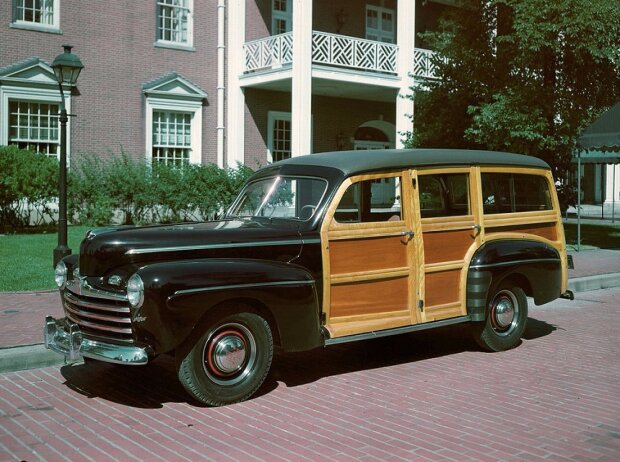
xmin=466 ymin=239 xmax=562 ymax=321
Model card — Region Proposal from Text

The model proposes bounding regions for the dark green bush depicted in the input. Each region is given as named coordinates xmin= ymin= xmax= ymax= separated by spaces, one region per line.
xmin=69 ymin=154 xmax=254 ymax=226
xmin=0 ymin=145 xmax=59 ymax=229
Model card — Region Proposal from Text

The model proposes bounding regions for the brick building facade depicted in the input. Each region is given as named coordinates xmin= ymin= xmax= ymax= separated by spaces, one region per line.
xmin=0 ymin=0 xmax=453 ymax=170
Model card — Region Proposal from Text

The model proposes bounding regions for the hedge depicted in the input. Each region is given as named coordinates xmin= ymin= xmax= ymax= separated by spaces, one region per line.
xmin=0 ymin=146 xmax=254 ymax=229
xmin=0 ymin=145 xmax=59 ymax=228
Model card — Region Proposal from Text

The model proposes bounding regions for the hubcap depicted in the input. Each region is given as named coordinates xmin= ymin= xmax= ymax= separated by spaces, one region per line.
xmin=212 ymin=331 xmax=246 ymax=374
xmin=490 ymin=290 xmax=519 ymax=336
xmin=203 ymin=322 xmax=257 ymax=386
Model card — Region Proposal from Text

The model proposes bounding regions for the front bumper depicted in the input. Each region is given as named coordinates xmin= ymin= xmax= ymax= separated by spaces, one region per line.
xmin=44 ymin=316 xmax=149 ymax=365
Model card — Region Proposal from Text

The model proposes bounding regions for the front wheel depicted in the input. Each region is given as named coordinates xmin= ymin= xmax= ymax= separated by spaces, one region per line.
xmin=178 ymin=312 xmax=273 ymax=406
xmin=474 ymin=283 xmax=528 ymax=352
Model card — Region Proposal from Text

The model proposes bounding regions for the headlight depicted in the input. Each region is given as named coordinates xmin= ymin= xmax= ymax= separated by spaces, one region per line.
xmin=127 ymin=273 xmax=144 ymax=309
xmin=54 ymin=261 xmax=67 ymax=288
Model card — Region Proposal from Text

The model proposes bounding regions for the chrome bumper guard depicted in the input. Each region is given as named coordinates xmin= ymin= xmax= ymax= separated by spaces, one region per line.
xmin=44 ymin=316 xmax=149 ymax=365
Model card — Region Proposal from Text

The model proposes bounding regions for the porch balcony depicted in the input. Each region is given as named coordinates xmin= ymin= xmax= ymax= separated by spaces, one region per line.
xmin=243 ymin=31 xmax=441 ymax=81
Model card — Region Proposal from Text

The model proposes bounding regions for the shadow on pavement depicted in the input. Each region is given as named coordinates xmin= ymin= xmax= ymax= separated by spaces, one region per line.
xmin=59 ymin=317 xmax=556 ymax=408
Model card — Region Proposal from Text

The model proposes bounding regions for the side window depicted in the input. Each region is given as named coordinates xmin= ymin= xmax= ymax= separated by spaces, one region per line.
xmin=334 ymin=176 xmax=402 ymax=223
xmin=418 ymin=173 xmax=470 ymax=218
xmin=481 ymin=173 xmax=512 ymax=214
xmin=514 ymin=175 xmax=552 ymax=211
xmin=482 ymin=173 xmax=552 ymax=214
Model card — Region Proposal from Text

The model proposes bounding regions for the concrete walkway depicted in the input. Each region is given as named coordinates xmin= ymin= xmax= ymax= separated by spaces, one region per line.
xmin=1 ymin=248 xmax=619 ymax=374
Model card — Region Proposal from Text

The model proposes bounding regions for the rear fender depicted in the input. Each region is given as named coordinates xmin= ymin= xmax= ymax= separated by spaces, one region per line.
xmin=466 ymin=240 xmax=562 ymax=321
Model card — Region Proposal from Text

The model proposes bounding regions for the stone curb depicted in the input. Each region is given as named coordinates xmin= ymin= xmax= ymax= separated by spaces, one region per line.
xmin=568 ymin=273 xmax=620 ymax=293
xmin=0 ymin=344 xmax=70 ymax=373
xmin=2 ymin=273 xmax=620 ymax=375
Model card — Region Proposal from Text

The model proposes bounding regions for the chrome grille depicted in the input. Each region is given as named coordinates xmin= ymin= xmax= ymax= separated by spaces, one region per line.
xmin=63 ymin=290 xmax=133 ymax=341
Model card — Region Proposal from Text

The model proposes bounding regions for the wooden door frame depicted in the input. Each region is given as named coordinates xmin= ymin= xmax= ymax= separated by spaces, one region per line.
xmin=320 ymin=170 xmax=420 ymax=338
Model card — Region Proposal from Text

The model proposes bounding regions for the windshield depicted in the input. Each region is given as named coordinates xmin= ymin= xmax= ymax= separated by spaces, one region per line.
xmin=228 ymin=176 xmax=328 ymax=220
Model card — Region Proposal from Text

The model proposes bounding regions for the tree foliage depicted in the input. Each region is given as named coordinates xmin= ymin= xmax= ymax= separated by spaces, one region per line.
xmin=404 ymin=0 xmax=620 ymax=180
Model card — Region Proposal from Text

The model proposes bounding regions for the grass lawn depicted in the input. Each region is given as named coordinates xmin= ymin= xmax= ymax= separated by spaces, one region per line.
xmin=0 ymin=226 xmax=91 ymax=292
xmin=563 ymin=222 xmax=620 ymax=250
xmin=1 ymin=222 xmax=619 ymax=292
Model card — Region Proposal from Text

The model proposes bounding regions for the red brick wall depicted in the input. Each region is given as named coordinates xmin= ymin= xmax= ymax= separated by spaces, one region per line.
xmin=0 ymin=0 xmax=219 ymax=165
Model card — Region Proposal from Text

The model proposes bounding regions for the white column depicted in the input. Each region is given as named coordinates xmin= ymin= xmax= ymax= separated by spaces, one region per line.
xmin=604 ymin=164 xmax=620 ymax=213
xmin=291 ymin=0 xmax=313 ymax=156
xmin=216 ymin=0 xmax=226 ymax=167
xmin=395 ymin=0 xmax=415 ymax=148
xmin=226 ymin=0 xmax=246 ymax=167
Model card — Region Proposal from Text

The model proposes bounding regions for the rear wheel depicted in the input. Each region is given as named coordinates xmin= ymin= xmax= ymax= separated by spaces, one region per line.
xmin=178 ymin=312 xmax=273 ymax=406
xmin=474 ymin=283 xmax=528 ymax=352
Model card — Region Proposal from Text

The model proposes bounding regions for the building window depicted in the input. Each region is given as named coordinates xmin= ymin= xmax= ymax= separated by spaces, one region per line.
xmin=12 ymin=0 xmax=59 ymax=31
xmin=8 ymin=100 xmax=59 ymax=158
xmin=156 ymin=0 xmax=193 ymax=47
xmin=152 ymin=110 xmax=192 ymax=166
xmin=272 ymin=0 xmax=292 ymax=35
xmin=268 ymin=112 xmax=291 ymax=163
xmin=366 ymin=5 xmax=395 ymax=43
xmin=143 ymin=73 xmax=206 ymax=165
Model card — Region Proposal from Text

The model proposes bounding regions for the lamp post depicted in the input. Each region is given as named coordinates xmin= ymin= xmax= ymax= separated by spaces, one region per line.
xmin=52 ymin=45 xmax=83 ymax=267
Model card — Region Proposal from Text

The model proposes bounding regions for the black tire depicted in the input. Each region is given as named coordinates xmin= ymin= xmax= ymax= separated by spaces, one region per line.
xmin=177 ymin=312 xmax=273 ymax=406
xmin=474 ymin=282 xmax=528 ymax=352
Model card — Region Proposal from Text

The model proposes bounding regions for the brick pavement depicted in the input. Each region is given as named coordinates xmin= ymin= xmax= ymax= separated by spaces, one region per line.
xmin=0 ymin=288 xmax=618 ymax=461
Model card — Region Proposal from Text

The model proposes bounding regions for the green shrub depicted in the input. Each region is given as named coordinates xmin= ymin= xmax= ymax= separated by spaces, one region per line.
xmin=69 ymin=154 xmax=254 ymax=226
xmin=0 ymin=145 xmax=59 ymax=229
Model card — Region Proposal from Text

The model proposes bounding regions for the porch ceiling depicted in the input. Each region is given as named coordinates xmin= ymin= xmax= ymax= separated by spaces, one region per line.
xmin=240 ymin=74 xmax=399 ymax=103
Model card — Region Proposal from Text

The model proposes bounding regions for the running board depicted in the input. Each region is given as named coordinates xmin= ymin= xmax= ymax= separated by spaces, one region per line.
xmin=324 ymin=315 xmax=472 ymax=346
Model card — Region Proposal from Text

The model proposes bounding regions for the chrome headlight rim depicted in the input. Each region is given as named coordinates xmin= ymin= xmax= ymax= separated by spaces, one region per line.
xmin=54 ymin=261 xmax=68 ymax=289
xmin=127 ymin=273 xmax=144 ymax=309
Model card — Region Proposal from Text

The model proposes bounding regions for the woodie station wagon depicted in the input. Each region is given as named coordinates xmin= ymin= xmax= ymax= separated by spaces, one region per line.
xmin=45 ymin=149 xmax=573 ymax=406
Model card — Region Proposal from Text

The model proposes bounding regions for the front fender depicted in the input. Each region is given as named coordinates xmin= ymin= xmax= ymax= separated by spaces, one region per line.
xmin=132 ymin=259 xmax=322 ymax=354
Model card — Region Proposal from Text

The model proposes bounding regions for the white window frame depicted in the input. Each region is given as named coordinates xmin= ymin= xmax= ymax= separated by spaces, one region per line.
xmin=0 ymin=84 xmax=69 ymax=162
xmin=155 ymin=0 xmax=194 ymax=49
xmin=267 ymin=111 xmax=292 ymax=163
xmin=11 ymin=0 xmax=61 ymax=33
xmin=272 ymin=0 xmax=292 ymax=35
xmin=145 ymin=96 xmax=202 ymax=165
xmin=365 ymin=4 xmax=395 ymax=44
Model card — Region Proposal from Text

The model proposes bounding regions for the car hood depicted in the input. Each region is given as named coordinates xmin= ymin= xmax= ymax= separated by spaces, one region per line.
xmin=78 ymin=219 xmax=305 ymax=276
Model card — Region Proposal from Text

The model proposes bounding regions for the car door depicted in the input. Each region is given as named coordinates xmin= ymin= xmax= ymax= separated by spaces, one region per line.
xmin=320 ymin=171 xmax=420 ymax=338
xmin=413 ymin=167 xmax=482 ymax=321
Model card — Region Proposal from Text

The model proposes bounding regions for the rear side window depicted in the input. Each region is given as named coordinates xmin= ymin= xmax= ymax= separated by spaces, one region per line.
xmin=482 ymin=173 xmax=552 ymax=214
xmin=418 ymin=173 xmax=470 ymax=218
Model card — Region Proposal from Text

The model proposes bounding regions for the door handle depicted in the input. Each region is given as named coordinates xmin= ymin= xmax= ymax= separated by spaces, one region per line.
xmin=401 ymin=230 xmax=415 ymax=244
xmin=470 ymin=224 xmax=481 ymax=237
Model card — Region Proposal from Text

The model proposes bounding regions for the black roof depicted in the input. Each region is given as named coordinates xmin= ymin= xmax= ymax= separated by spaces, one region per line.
xmin=271 ymin=149 xmax=550 ymax=177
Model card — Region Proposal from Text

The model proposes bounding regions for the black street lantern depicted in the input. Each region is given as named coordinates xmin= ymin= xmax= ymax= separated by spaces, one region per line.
xmin=52 ymin=45 xmax=83 ymax=267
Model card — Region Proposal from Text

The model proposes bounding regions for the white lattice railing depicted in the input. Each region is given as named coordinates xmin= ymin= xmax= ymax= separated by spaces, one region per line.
xmin=311 ymin=31 xmax=397 ymax=74
xmin=243 ymin=32 xmax=441 ymax=79
xmin=244 ymin=32 xmax=294 ymax=71
xmin=243 ymin=31 xmax=397 ymax=74
xmin=413 ymin=48 xmax=442 ymax=80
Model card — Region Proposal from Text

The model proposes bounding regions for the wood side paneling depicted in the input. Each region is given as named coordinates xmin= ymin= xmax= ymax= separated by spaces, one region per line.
xmin=330 ymin=276 xmax=409 ymax=318
xmin=425 ymin=270 xmax=460 ymax=307
xmin=486 ymin=223 xmax=557 ymax=241
xmin=423 ymin=229 xmax=474 ymax=265
xmin=329 ymin=236 xmax=407 ymax=275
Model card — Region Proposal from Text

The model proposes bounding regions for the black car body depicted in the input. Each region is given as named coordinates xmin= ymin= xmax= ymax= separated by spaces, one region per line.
xmin=45 ymin=149 xmax=573 ymax=405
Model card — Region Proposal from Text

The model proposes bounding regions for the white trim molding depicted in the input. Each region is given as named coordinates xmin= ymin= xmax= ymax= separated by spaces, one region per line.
xmin=0 ymin=57 xmax=70 ymax=161
xmin=143 ymin=73 xmax=207 ymax=165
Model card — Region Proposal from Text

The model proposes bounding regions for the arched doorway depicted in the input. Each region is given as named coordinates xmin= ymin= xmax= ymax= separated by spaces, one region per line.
xmin=352 ymin=120 xmax=399 ymax=208
xmin=352 ymin=120 xmax=396 ymax=150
